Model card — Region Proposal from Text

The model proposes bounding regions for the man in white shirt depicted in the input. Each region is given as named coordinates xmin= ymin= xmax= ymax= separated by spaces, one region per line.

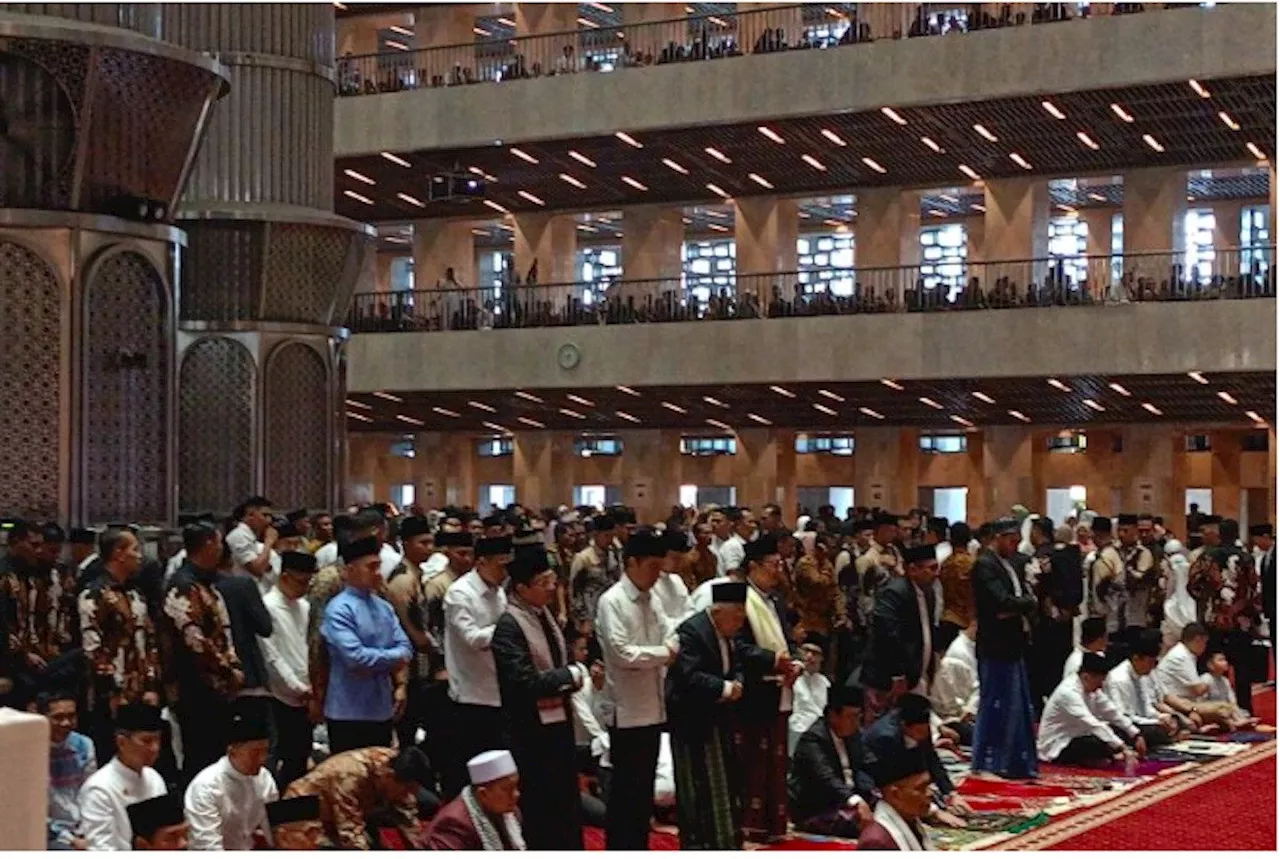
xmin=789 ymin=638 xmax=831 ymax=754
xmin=259 ymin=551 xmax=316 ymax=789
xmin=78 ymin=703 xmax=168 ymax=851
xmin=929 ymin=621 xmax=979 ymax=746
xmin=1037 ymin=652 xmax=1146 ymax=766
xmin=653 ymin=529 xmax=693 ymax=630
xmin=567 ymin=626 xmax=610 ymax=771
xmin=441 ymin=535 xmax=513 ymax=798
xmin=707 ymin=509 xmax=732 ymax=576
xmin=183 ymin=702 xmax=279 ymax=850
xmin=1103 ymin=629 xmax=1179 ymax=746
xmin=717 ymin=507 xmax=755 ymax=575
xmin=595 ymin=529 xmax=677 ymax=850
xmin=227 ymin=495 xmax=281 ymax=595
xmin=1063 ymin=617 xmax=1109 ymax=681
xmin=1156 ymin=623 xmax=1244 ymax=730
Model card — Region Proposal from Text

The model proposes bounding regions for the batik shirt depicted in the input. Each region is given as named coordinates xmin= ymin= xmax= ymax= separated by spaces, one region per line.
xmin=164 ymin=565 xmax=242 ymax=699
xmin=0 ymin=563 xmax=28 ymax=665
xmin=78 ymin=578 xmax=161 ymax=705
xmin=306 ymin=564 xmax=346 ymax=711
xmin=792 ymin=555 xmax=847 ymax=637
xmin=1188 ymin=546 xmax=1261 ymax=633
xmin=283 ymin=746 xmax=418 ymax=850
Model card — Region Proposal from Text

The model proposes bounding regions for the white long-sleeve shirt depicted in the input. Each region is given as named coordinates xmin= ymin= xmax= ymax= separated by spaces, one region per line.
xmin=1037 ymin=674 xmax=1138 ymax=761
xmin=226 ymin=522 xmax=280 ymax=595
xmin=1062 ymin=645 xmax=1106 ymax=682
xmin=930 ymin=632 xmax=979 ymax=721
xmin=596 ymin=574 xmax=672 ymax=729
xmin=652 ymin=572 xmax=691 ymax=631
xmin=571 ymin=679 xmax=611 ymax=758
xmin=1154 ymin=642 xmax=1202 ymax=701
xmin=78 ymin=757 xmax=167 ymax=851
xmin=183 ymin=756 xmax=278 ymax=850
xmin=260 ymin=587 xmax=311 ymax=707
xmin=444 ymin=570 xmax=507 ymax=707
xmin=1104 ymin=661 xmax=1162 ymax=724
xmin=788 ymin=671 xmax=830 ymax=751
xmin=717 ymin=534 xmax=746 ymax=575
xmin=689 ymin=575 xmax=729 ymax=614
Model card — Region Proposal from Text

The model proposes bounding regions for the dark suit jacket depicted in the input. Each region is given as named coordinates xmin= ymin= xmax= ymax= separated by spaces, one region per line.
xmin=733 ymin=588 xmax=800 ymax=722
xmin=971 ymin=549 xmax=1037 ymax=661
xmin=490 ymin=610 xmax=577 ymax=741
xmin=861 ymin=709 xmax=953 ymax=796
xmin=787 ymin=719 xmax=875 ymax=822
xmin=1261 ymin=547 xmax=1275 ymax=633
xmin=665 ymin=610 xmax=771 ymax=741
xmin=215 ymin=573 xmax=273 ymax=689
xmin=861 ymin=576 xmax=936 ymax=692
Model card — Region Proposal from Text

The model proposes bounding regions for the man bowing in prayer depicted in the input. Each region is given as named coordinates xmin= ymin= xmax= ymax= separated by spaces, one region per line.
xmin=491 ymin=547 xmax=587 ymax=849
xmin=424 ymin=750 xmax=525 ymax=850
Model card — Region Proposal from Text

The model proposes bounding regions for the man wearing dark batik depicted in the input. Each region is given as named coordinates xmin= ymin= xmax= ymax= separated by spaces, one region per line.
xmin=164 ymin=521 xmax=244 ymax=780
xmin=78 ymin=527 xmax=162 ymax=762
xmin=21 ymin=523 xmax=84 ymax=696
xmin=0 ymin=520 xmax=44 ymax=704
xmin=1188 ymin=518 xmax=1262 ymax=713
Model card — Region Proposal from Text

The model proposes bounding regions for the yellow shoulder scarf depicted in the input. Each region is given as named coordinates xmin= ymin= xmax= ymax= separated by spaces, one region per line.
xmin=746 ymin=583 xmax=787 ymax=654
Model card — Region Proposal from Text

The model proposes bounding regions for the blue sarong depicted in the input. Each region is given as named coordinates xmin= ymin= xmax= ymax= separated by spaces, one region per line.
xmin=972 ymin=656 xmax=1039 ymax=779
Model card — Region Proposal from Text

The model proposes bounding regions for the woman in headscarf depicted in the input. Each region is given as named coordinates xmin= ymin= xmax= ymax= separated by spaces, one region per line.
xmin=1159 ymin=539 xmax=1195 ymax=653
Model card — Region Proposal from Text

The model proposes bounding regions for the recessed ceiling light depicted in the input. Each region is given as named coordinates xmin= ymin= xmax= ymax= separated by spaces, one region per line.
xmin=814 ymin=403 xmax=837 ymax=416
xmin=1142 ymin=134 xmax=1165 ymax=153
xmin=706 ymin=418 xmax=731 ymax=430
xmin=973 ymin=123 xmax=998 ymax=142
xmin=861 ymin=157 xmax=887 ymax=174
xmin=707 ymin=223 xmax=729 ymax=232
xmin=432 ymin=406 xmax=460 ymax=417
xmin=1008 ymin=410 xmax=1031 ymax=422
xmin=389 ymin=24 xmax=414 ymax=36
xmin=568 ymin=150 xmax=597 ymax=168
xmin=496 ymin=16 xmax=515 ymax=25
xmin=576 ymin=224 xmax=597 ymax=233
xmin=939 ymin=194 xmax=958 ymax=203
xmin=396 ymin=192 xmax=424 ymax=207
xmin=509 ymin=147 xmax=538 ymax=164
xmin=1108 ymin=382 xmax=1131 ymax=396
xmin=343 ymin=190 xmax=373 ymax=205
xmin=859 ymin=407 xmax=885 ymax=419
xmin=757 ymin=126 xmax=785 ymax=144
xmin=380 ymin=151 xmax=411 ymax=167
xmin=468 ymin=400 xmax=497 ymax=412
xmin=1110 ymin=103 xmax=1134 ymax=123
xmin=1087 ymin=192 xmax=1107 ymax=202
xmin=481 ymin=421 xmax=509 ymax=433
xmin=566 ymin=394 xmax=594 ymax=407
xmin=559 ymin=173 xmax=587 ymax=189
xmin=881 ymin=379 xmax=904 ymax=391
xmin=769 ymin=385 xmax=796 ymax=398
xmin=517 ymin=190 xmax=546 ymax=205
xmin=558 ymin=408 xmax=585 ymax=419
xmin=703 ymin=396 xmax=728 ymax=408
xmin=616 ymin=385 xmax=641 ymax=396
xmin=704 ymin=146 xmax=732 ymax=164
xmin=1188 ymin=371 xmax=1208 ymax=384
xmin=1245 ymin=410 xmax=1265 ymax=424
xmin=1218 ymin=111 xmax=1240 ymax=131
xmin=514 ymin=391 xmax=543 ymax=403
xmin=1047 ymin=378 xmax=1072 ymax=392
xmin=919 ymin=397 xmax=943 ymax=409
xmin=747 ymin=413 xmax=772 ymax=425
xmin=927 ymin=209 xmax=946 ymax=217
xmin=958 ymin=164 xmax=981 ymax=180
xmin=661 ymin=401 xmax=687 ymax=414
xmin=706 ymin=182 xmax=729 ymax=198
xmin=397 ymin=413 xmax=424 ymax=425
xmin=587 ymin=1 xmax=613 ymax=11
xmin=951 ymin=415 xmax=974 ymax=427
xmin=920 ymin=136 xmax=944 ymax=153
xmin=615 ymin=131 xmax=643 ymax=148
xmin=748 ymin=173 xmax=774 ymax=189
xmin=881 ymin=106 xmax=907 ymax=125
xmin=386 ymin=39 xmax=410 ymax=50
xmin=821 ymin=129 xmax=847 ymax=147
xmin=345 ymin=399 xmax=372 ymax=410
xmin=1041 ymin=100 xmax=1066 ymax=119
xmin=1189 ymin=79 xmax=1210 ymax=98
xmin=575 ymin=16 xmax=597 ymax=27
xmin=1009 ymin=152 xmax=1032 ymax=170
xmin=971 ymin=203 xmax=986 ymax=212
xmin=971 ymin=391 xmax=995 ymax=404
xmin=818 ymin=389 xmax=844 ymax=402
xmin=1077 ymin=131 xmax=1100 ymax=150
xmin=621 ymin=176 xmax=648 ymax=191
xmin=384 ymin=235 xmax=409 ymax=244
xmin=1083 ymin=399 xmax=1105 ymax=412
xmin=1142 ymin=402 xmax=1163 ymax=415
xmin=347 ymin=411 xmax=373 ymax=422
xmin=372 ymin=391 xmax=403 ymax=402
xmin=1246 ymin=142 xmax=1267 ymax=161
xmin=801 ymin=154 xmax=827 ymax=171
xmin=483 ymin=199 xmax=509 ymax=213
xmin=616 ymin=410 xmax=641 ymax=423
xmin=1217 ymin=391 xmax=1238 ymax=405
xmin=662 ymin=158 xmax=689 ymax=175
xmin=517 ymin=416 xmax=546 ymax=428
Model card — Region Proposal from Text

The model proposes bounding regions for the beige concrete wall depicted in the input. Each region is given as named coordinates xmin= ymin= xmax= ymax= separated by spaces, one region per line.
xmin=335 ymin=5 xmax=1276 ymax=155
xmin=348 ymin=299 xmax=1276 ymax=393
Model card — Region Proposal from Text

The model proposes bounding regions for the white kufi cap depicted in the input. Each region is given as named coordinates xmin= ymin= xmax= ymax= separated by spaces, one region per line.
xmin=468 ymin=750 xmax=518 ymax=785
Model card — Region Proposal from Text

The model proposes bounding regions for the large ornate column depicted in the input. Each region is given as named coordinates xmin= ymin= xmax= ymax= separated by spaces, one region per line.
xmin=0 ymin=8 xmax=228 ymax=524
xmin=161 ymin=4 xmax=373 ymax=516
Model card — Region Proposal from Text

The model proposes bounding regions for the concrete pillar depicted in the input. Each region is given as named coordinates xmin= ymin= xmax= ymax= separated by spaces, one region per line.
xmin=982 ymin=427 xmax=1035 ymax=519
xmin=414 ymin=4 xmax=475 ymax=48
xmin=775 ymin=429 xmax=797 ymax=523
xmin=854 ymin=427 xmax=906 ymax=512
xmin=1211 ymin=201 xmax=1243 ymax=274
xmin=1210 ymin=430 xmax=1242 ymax=521
xmin=854 ymin=188 xmax=920 ymax=305
xmin=618 ymin=429 xmax=681 ymax=525
xmin=513 ymin=431 xmax=573 ymax=509
xmin=515 ymin=3 xmax=577 ymax=36
xmin=860 ymin=3 xmax=909 ymax=39
xmin=735 ymin=197 xmax=797 ymax=304
xmin=982 ymin=177 xmax=1050 ymax=289
xmin=1270 ymin=164 xmax=1278 ymax=247
xmin=964 ymin=215 xmax=986 ymax=264
xmin=620 ymin=2 xmax=684 ymax=61
xmin=1121 ymin=426 xmax=1175 ymax=520
xmin=1123 ymin=167 xmax=1187 ymax=280
xmin=514 ymin=213 xmax=578 ymax=286
xmin=736 ymin=429 xmax=783 ymax=511
xmin=1081 ymin=208 xmax=1116 ymax=299
xmin=336 ymin=16 xmax=380 ymax=55
xmin=736 ymin=3 xmax=804 ymax=50
xmin=621 ymin=204 xmax=684 ymax=298
xmin=413 ymin=220 xmax=477 ymax=289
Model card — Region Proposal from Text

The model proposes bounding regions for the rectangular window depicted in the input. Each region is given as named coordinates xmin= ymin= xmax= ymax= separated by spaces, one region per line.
xmin=680 ymin=436 xmax=737 ymax=456
xmin=1111 ymin=212 xmax=1124 ymax=283
xmin=1240 ymin=205 xmax=1272 ymax=285
xmin=481 ymin=484 xmax=515 ymax=513
xmin=1184 ymin=208 xmax=1217 ymax=284
xmin=576 ymin=246 xmax=621 ymax=306
xmin=1047 ymin=215 xmax=1089 ymax=287
xmin=795 ymin=434 xmax=856 ymax=455
xmin=919 ymin=434 xmax=968 ymax=454
xmin=389 ymin=257 xmax=414 ymax=292
xmin=1047 ymin=432 xmax=1087 ymax=453
xmin=389 ymin=437 xmax=415 ymax=458
xmin=919 ymin=224 xmax=968 ymax=300
xmin=1242 ymin=431 xmax=1270 ymax=452
xmin=1185 ymin=434 xmax=1212 ymax=452
xmin=574 ymin=436 xmax=623 ymax=457
xmin=682 ymin=239 xmax=736 ymax=311
xmin=796 ymin=233 xmax=856 ymax=296
xmin=390 ymin=483 xmax=415 ymax=509
xmin=476 ymin=436 xmax=514 ymax=457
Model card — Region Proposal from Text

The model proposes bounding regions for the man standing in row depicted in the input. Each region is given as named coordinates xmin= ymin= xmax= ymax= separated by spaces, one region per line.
xmin=862 ymin=545 xmax=938 ymax=723
xmin=259 ymin=551 xmax=317 ymax=788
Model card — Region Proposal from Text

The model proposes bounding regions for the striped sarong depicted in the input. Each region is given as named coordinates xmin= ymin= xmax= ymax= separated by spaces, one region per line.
xmin=672 ymin=722 xmax=742 ymax=849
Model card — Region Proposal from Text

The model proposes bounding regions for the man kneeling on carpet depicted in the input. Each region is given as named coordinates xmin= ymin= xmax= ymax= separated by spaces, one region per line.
xmin=425 ymin=750 xmax=525 ymax=850
xmin=856 ymin=739 xmax=936 ymax=851
xmin=861 ymin=693 xmax=968 ymax=828
xmin=786 ymin=683 xmax=875 ymax=837
xmin=1037 ymin=652 xmax=1147 ymax=767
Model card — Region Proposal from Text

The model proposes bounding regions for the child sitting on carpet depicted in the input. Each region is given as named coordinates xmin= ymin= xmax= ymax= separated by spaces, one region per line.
xmin=1200 ymin=649 xmax=1259 ymax=731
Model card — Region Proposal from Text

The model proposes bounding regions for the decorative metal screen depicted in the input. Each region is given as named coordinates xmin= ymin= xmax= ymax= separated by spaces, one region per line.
xmin=83 ymin=250 xmax=169 ymax=524
xmin=262 ymin=223 xmax=357 ymax=325
xmin=178 ymin=336 xmax=254 ymax=513
xmin=264 ymin=341 xmax=329 ymax=509
xmin=179 ymin=221 xmax=265 ymax=322
xmin=0 ymin=240 xmax=62 ymax=517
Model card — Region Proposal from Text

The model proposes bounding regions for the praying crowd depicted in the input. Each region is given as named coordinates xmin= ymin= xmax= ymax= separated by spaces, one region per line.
xmin=0 ymin=496 xmax=1272 ymax=850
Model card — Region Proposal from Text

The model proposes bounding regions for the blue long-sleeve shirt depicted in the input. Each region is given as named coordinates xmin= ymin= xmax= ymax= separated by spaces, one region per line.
xmin=321 ymin=586 xmax=413 ymax=721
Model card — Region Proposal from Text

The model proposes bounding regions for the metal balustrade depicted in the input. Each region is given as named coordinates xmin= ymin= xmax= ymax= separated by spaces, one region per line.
xmin=336 ymin=2 xmax=1176 ymax=98
xmin=347 ymin=246 xmax=1276 ymax=333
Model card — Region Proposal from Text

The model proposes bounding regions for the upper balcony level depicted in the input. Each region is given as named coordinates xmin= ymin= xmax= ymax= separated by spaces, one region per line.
xmin=333 ymin=3 xmax=1276 ymax=159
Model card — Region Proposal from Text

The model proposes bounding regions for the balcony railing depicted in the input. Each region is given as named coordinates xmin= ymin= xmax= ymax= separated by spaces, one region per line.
xmin=337 ymin=2 xmax=1176 ymax=98
xmin=348 ymin=246 xmax=1276 ymax=333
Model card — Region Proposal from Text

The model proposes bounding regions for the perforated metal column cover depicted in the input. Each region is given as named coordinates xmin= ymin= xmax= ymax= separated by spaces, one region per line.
xmin=264 ymin=341 xmax=330 ymax=510
xmin=178 ymin=336 xmax=255 ymax=514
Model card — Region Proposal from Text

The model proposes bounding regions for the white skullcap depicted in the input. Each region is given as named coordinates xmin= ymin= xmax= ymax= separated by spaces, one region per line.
xmin=1164 ymin=539 xmax=1185 ymax=555
xmin=468 ymin=750 xmax=517 ymax=785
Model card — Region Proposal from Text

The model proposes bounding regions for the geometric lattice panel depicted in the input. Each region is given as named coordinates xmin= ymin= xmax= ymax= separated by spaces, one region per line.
xmin=264 ymin=341 xmax=329 ymax=510
xmin=83 ymin=249 xmax=169 ymax=524
xmin=0 ymin=240 xmax=62 ymax=517
xmin=261 ymin=223 xmax=356 ymax=326
xmin=178 ymin=336 xmax=254 ymax=514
